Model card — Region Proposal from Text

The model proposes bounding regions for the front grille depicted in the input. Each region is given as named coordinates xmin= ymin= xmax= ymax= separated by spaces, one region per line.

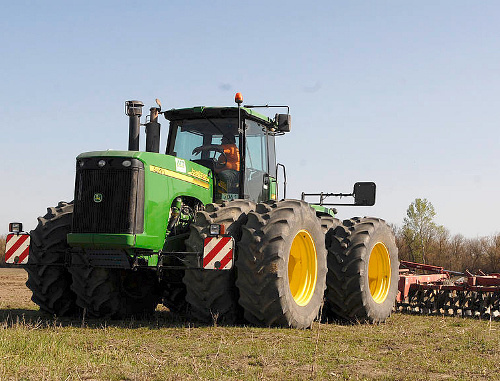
xmin=72 ymin=157 xmax=145 ymax=234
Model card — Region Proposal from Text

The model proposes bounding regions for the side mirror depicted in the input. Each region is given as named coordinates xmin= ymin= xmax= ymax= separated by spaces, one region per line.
xmin=354 ymin=182 xmax=376 ymax=206
xmin=275 ymin=113 xmax=291 ymax=133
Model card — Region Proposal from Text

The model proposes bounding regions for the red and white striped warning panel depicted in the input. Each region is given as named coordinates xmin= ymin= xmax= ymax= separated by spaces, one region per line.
xmin=5 ymin=233 xmax=30 ymax=264
xmin=203 ymin=236 xmax=234 ymax=270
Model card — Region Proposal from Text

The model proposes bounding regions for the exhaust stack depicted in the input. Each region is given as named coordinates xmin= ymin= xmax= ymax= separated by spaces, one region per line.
xmin=125 ymin=100 xmax=144 ymax=151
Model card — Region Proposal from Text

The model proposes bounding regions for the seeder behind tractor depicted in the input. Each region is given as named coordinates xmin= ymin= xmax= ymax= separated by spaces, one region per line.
xmin=397 ymin=260 xmax=500 ymax=319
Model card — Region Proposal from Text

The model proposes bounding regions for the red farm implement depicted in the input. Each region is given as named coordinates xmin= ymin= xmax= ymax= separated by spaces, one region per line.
xmin=397 ymin=260 xmax=500 ymax=319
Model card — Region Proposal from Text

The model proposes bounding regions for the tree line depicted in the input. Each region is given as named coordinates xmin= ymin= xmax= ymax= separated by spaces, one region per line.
xmin=394 ymin=198 xmax=500 ymax=274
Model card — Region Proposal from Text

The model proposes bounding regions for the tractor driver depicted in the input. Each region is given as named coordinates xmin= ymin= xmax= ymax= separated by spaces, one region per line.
xmin=192 ymin=135 xmax=241 ymax=197
xmin=217 ymin=135 xmax=240 ymax=172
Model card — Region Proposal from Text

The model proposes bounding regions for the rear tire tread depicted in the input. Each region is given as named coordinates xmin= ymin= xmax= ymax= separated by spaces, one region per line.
xmin=236 ymin=200 xmax=327 ymax=328
xmin=69 ymin=259 xmax=160 ymax=319
xmin=25 ymin=201 xmax=78 ymax=316
xmin=325 ymin=217 xmax=399 ymax=323
xmin=183 ymin=200 xmax=256 ymax=324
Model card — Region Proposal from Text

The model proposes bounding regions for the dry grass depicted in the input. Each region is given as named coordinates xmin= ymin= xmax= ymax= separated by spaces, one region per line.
xmin=1 ymin=268 xmax=499 ymax=380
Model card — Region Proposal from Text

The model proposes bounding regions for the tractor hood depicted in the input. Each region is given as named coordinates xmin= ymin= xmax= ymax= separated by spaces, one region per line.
xmin=67 ymin=150 xmax=213 ymax=251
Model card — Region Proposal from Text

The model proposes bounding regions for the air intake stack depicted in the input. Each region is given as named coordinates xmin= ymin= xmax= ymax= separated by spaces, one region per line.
xmin=125 ymin=100 xmax=144 ymax=151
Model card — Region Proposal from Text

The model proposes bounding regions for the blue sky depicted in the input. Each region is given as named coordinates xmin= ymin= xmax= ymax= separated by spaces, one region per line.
xmin=1 ymin=1 xmax=499 ymax=237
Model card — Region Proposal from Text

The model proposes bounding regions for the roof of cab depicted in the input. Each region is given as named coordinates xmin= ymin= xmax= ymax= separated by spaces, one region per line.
xmin=163 ymin=106 xmax=274 ymax=126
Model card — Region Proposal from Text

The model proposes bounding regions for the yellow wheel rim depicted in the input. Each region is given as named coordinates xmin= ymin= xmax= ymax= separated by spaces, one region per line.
xmin=288 ymin=230 xmax=317 ymax=306
xmin=368 ymin=242 xmax=391 ymax=304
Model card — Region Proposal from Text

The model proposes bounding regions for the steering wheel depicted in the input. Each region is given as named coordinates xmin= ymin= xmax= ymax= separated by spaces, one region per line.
xmin=192 ymin=145 xmax=228 ymax=170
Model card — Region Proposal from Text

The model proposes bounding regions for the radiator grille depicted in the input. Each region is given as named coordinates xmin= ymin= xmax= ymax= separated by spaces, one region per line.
xmin=72 ymin=158 xmax=144 ymax=234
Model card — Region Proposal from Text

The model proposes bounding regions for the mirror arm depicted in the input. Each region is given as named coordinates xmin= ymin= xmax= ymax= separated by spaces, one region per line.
xmin=301 ymin=192 xmax=355 ymax=206
xmin=301 ymin=182 xmax=376 ymax=206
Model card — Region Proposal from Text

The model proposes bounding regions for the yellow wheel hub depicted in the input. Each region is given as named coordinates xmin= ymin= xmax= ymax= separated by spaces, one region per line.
xmin=368 ymin=242 xmax=391 ymax=304
xmin=288 ymin=230 xmax=317 ymax=306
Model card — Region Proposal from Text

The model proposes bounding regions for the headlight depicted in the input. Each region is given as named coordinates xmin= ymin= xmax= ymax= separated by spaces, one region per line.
xmin=98 ymin=160 xmax=106 ymax=167
xmin=122 ymin=160 xmax=132 ymax=167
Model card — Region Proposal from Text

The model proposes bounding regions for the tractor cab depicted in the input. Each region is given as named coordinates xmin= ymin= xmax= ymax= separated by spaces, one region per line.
xmin=164 ymin=102 xmax=290 ymax=203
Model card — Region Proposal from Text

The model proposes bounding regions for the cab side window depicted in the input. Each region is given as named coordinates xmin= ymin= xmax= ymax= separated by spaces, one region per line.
xmin=244 ymin=120 xmax=268 ymax=202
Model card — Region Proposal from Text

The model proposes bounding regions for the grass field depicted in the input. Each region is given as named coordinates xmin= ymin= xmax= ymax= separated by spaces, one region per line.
xmin=1 ymin=268 xmax=499 ymax=380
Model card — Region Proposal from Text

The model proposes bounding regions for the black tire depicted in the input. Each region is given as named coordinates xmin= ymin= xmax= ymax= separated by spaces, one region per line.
xmin=183 ymin=200 xmax=256 ymax=324
xmin=69 ymin=255 xmax=160 ymax=319
xmin=25 ymin=201 xmax=78 ymax=316
xmin=318 ymin=214 xmax=340 ymax=234
xmin=160 ymin=270 xmax=187 ymax=314
xmin=236 ymin=200 xmax=327 ymax=328
xmin=318 ymin=214 xmax=341 ymax=246
xmin=324 ymin=217 xmax=399 ymax=323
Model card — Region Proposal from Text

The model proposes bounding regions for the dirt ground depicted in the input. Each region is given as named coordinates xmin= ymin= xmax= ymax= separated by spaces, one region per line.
xmin=0 ymin=267 xmax=35 ymax=310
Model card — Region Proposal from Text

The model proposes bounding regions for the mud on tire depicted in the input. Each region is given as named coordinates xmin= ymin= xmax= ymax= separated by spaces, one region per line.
xmin=324 ymin=217 xmax=399 ymax=323
xmin=183 ymin=200 xmax=255 ymax=324
xmin=25 ymin=201 xmax=78 ymax=316
xmin=236 ymin=200 xmax=327 ymax=329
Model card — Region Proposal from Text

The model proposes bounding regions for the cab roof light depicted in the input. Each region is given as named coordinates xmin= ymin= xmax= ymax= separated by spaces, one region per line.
xmin=234 ymin=92 xmax=243 ymax=105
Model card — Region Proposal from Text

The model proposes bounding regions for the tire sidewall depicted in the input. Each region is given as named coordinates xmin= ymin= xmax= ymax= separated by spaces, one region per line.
xmin=279 ymin=207 xmax=327 ymax=327
xmin=360 ymin=222 xmax=399 ymax=322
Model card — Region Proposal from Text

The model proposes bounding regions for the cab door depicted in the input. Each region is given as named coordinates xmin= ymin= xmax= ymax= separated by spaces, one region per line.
xmin=243 ymin=119 xmax=274 ymax=202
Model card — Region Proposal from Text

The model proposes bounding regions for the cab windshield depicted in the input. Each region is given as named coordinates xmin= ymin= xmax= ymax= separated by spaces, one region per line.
xmin=167 ymin=118 xmax=239 ymax=162
xmin=166 ymin=116 xmax=273 ymax=203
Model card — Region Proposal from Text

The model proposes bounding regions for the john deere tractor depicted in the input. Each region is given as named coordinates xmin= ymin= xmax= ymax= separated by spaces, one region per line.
xmin=8 ymin=93 xmax=399 ymax=328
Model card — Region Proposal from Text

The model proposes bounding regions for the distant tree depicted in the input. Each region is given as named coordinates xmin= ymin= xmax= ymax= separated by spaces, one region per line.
xmin=427 ymin=225 xmax=450 ymax=268
xmin=462 ymin=237 xmax=486 ymax=272
xmin=402 ymin=198 xmax=441 ymax=264
xmin=449 ymin=234 xmax=466 ymax=271
xmin=393 ymin=225 xmax=411 ymax=261
xmin=485 ymin=233 xmax=500 ymax=272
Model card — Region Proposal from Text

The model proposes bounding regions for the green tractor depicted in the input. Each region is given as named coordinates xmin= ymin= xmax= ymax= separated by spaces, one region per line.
xmin=10 ymin=93 xmax=399 ymax=328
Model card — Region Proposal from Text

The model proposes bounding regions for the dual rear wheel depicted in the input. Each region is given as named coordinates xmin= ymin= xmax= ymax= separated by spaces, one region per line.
xmin=235 ymin=200 xmax=327 ymax=328
xmin=324 ymin=217 xmax=399 ymax=323
xmin=187 ymin=200 xmax=398 ymax=328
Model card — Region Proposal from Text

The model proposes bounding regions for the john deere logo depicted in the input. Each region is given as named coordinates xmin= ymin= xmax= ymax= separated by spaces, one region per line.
xmin=93 ymin=193 xmax=103 ymax=203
